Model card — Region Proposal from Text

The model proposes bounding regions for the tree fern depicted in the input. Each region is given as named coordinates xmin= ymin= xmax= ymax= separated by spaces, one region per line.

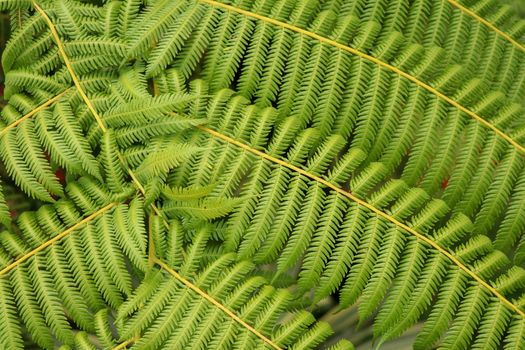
xmin=0 ymin=0 xmax=524 ymax=348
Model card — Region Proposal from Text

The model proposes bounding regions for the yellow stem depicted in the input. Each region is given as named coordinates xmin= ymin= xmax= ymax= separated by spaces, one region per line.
xmin=111 ymin=335 xmax=140 ymax=350
xmin=0 ymin=89 xmax=70 ymax=137
xmin=32 ymin=1 xmax=107 ymax=132
xmin=447 ymin=0 xmax=525 ymax=53
xmin=198 ymin=0 xmax=525 ymax=155
xmin=33 ymin=1 xmax=171 ymax=264
xmin=198 ymin=125 xmax=525 ymax=318
xmin=154 ymin=257 xmax=284 ymax=350
xmin=0 ymin=203 xmax=116 ymax=276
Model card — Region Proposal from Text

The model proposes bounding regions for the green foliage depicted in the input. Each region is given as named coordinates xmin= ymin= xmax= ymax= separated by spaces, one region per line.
xmin=0 ymin=0 xmax=524 ymax=349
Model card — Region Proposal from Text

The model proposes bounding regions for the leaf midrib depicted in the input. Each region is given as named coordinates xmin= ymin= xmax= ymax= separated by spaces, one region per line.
xmin=197 ymin=125 xmax=525 ymax=318
xmin=197 ymin=0 xmax=525 ymax=155
xmin=446 ymin=0 xmax=525 ymax=52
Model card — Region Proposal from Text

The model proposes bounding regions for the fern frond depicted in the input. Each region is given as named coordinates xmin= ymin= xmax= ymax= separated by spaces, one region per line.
xmin=103 ymin=93 xmax=194 ymax=127
xmin=2 ymin=1 xmax=525 ymax=348
xmin=134 ymin=137 xmax=200 ymax=182
xmin=146 ymin=3 xmax=207 ymax=78
xmin=4 ymin=69 xmax=66 ymax=98
xmin=115 ymin=253 xmax=339 ymax=349
xmin=125 ymin=0 xmax=189 ymax=58
xmin=163 ymin=197 xmax=239 ymax=220
xmin=11 ymin=263 xmax=56 ymax=349
xmin=0 ymin=181 xmax=148 ymax=347
xmin=52 ymin=99 xmax=101 ymax=178
xmin=175 ymin=88 xmax=525 ymax=348
xmin=99 ymin=129 xmax=127 ymax=193
xmin=0 ymin=277 xmax=23 ymax=350
xmin=0 ymin=131 xmax=55 ymax=201
xmin=114 ymin=114 xmax=206 ymax=148
xmin=1 ymin=13 xmax=46 ymax=72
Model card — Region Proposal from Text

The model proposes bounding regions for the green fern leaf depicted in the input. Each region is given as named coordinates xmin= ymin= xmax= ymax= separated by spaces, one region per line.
xmin=2 ymin=0 xmax=525 ymax=348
